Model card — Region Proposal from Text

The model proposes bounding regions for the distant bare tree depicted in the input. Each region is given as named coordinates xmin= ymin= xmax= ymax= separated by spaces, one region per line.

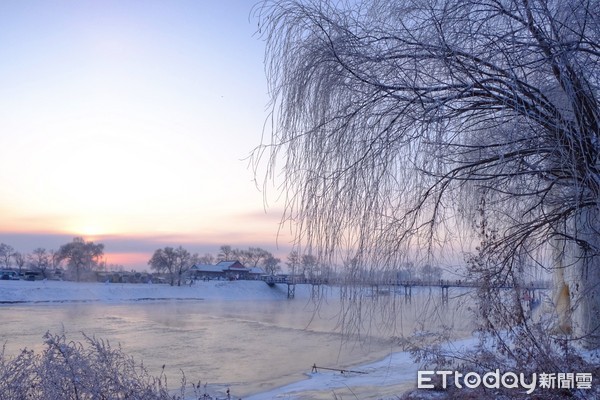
xmin=396 ymin=262 xmax=414 ymax=282
xmin=262 ymin=255 xmax=281 ymax=275
xmin=300 ymin=254 xmax=319 ymax=280
xmin=419 ymin=264 xmax=443 ymax=283
xmin=173 ymin=247 xmax=192 ymax=287
xmin=231 ymin=248 xmax=250 ymax=265
xmin=225 ymin=247 xmax=272 ymax=267
xmin=245 ymin=247 xmax=271 ymax=267
xmin=12 ymin=252 xmax=25 ymax=275
xmin=148 ymin=246 xmax=192 ymax=286
xmin=57 ymin=237 xmax=104 ymax=282
xmin=28 ymin=248 xmax=51 ymax=278
xmin=149 ymin=247 xmax=177 ymax=286
xmin=197 ymin=253 xmax=215 ymax=265
xmin=49 ymin=249 xmax=62 ymax=276
xmin=0 ymin=243 xmax=14 ymax=270
xmin=217 ymin=245 xmax=233 ymax=261
xmin=255 ymin=0 xmax=600 ymax=351
xmin=286 ymin=250 xmax=300 ymax=276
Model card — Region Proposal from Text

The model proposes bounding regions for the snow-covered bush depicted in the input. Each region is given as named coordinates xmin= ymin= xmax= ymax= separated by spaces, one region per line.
xmin=0 ymin=332 xmax=183 ymax=399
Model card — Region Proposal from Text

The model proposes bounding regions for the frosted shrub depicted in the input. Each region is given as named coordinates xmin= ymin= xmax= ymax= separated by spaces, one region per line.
xmin=0 ymin=332 xmax=183 ymax=400
xmin=404 ymin=231 xmax=600 ymax=399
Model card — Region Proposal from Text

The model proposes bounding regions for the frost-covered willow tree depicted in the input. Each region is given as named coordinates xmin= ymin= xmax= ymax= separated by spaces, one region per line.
xmin=254 ymin=0 xmax=600 ymax=348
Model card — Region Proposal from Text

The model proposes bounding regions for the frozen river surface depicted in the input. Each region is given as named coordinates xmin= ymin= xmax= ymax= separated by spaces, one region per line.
xmin=0 ymin=280 xmax=472 ymax=398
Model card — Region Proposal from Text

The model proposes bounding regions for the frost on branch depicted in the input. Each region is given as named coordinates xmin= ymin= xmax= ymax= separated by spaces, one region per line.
xmin=0 ymin=332 xmax=184 ymax=400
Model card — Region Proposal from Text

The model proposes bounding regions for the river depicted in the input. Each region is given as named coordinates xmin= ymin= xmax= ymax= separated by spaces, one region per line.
xmin=0 ymin=283 xmax=473 ymax=398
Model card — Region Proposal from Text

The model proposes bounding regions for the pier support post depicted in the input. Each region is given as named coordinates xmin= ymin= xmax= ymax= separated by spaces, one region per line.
xmin=287 ymin=283 xmax=296 ymax=299
xmin=441 ymin=285 xmax=449 ymax=304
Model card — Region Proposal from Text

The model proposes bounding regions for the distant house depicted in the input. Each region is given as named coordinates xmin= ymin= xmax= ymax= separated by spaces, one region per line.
xmin=248 ymin=266 xmax=266 ymax=280
xmin=189 ymin=260 xmax=250 ymax=280
xmin=189 ymin=264 xmax=225 ymax=280
xmin=215 ymin=260 xmax=246 ymax=272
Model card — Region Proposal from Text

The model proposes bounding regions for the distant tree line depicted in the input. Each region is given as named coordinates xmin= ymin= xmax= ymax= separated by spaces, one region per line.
xmin=148 ymin=244 xmax=411 ymax=287
xmin=147 ymin=244 xmax=284 ymax=286
xmin=1 ymin=238 xmax=441 ymax=286
xmin=0 ymin=237 xmax=107 ymax=282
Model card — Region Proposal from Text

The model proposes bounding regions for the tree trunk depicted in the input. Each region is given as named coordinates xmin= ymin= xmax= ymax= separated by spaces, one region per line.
xmin=554 ymin=209 xmax=600 ymax=349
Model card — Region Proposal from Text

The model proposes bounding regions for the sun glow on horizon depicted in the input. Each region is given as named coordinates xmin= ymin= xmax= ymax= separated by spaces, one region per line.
xmin=72 ymin=224 xmax=112 ymax=241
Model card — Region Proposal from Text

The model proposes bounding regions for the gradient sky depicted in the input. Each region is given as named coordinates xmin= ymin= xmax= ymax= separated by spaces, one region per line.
xmin=0 ymin=0 xmax=289 ymax=269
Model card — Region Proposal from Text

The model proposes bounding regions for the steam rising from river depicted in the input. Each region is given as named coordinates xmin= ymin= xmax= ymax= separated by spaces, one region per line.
xmin=0 ymin=284 xmax=473 ymax=397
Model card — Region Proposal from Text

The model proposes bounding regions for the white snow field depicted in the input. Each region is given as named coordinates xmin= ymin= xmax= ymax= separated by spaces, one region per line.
xmin=0 ymin=278 xmax=301 ymax=304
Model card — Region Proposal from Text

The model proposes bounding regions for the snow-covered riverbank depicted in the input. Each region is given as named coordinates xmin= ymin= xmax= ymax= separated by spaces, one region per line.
xmin=246 ymin=337 xmax=477 ymax=400
xmin=0 ymin=279 xmax=311 ymax=304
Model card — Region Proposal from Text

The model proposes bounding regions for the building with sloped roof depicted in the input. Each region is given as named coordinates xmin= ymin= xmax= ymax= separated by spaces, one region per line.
xmin=189 ymin=260 xmax=250 ymax=280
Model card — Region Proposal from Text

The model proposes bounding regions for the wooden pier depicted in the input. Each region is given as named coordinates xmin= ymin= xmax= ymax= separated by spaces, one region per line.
xmin=260 ymin=275 xmax=550 ymax=301
xmin=262 ymin=275 xmax=298 ymax=298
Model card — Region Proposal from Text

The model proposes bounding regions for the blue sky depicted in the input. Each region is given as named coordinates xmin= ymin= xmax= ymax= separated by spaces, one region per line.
xmin=0 ymin=0 xmax=288 ymax=268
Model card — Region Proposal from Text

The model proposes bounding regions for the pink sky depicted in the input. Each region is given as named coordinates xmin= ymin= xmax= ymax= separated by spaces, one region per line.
xmin=0 ymin=0 xmax=290 ymax=269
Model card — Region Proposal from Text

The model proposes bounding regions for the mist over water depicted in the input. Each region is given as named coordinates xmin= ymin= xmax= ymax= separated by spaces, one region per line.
xmin=0 ymin=286 xmax=474 ymax=398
